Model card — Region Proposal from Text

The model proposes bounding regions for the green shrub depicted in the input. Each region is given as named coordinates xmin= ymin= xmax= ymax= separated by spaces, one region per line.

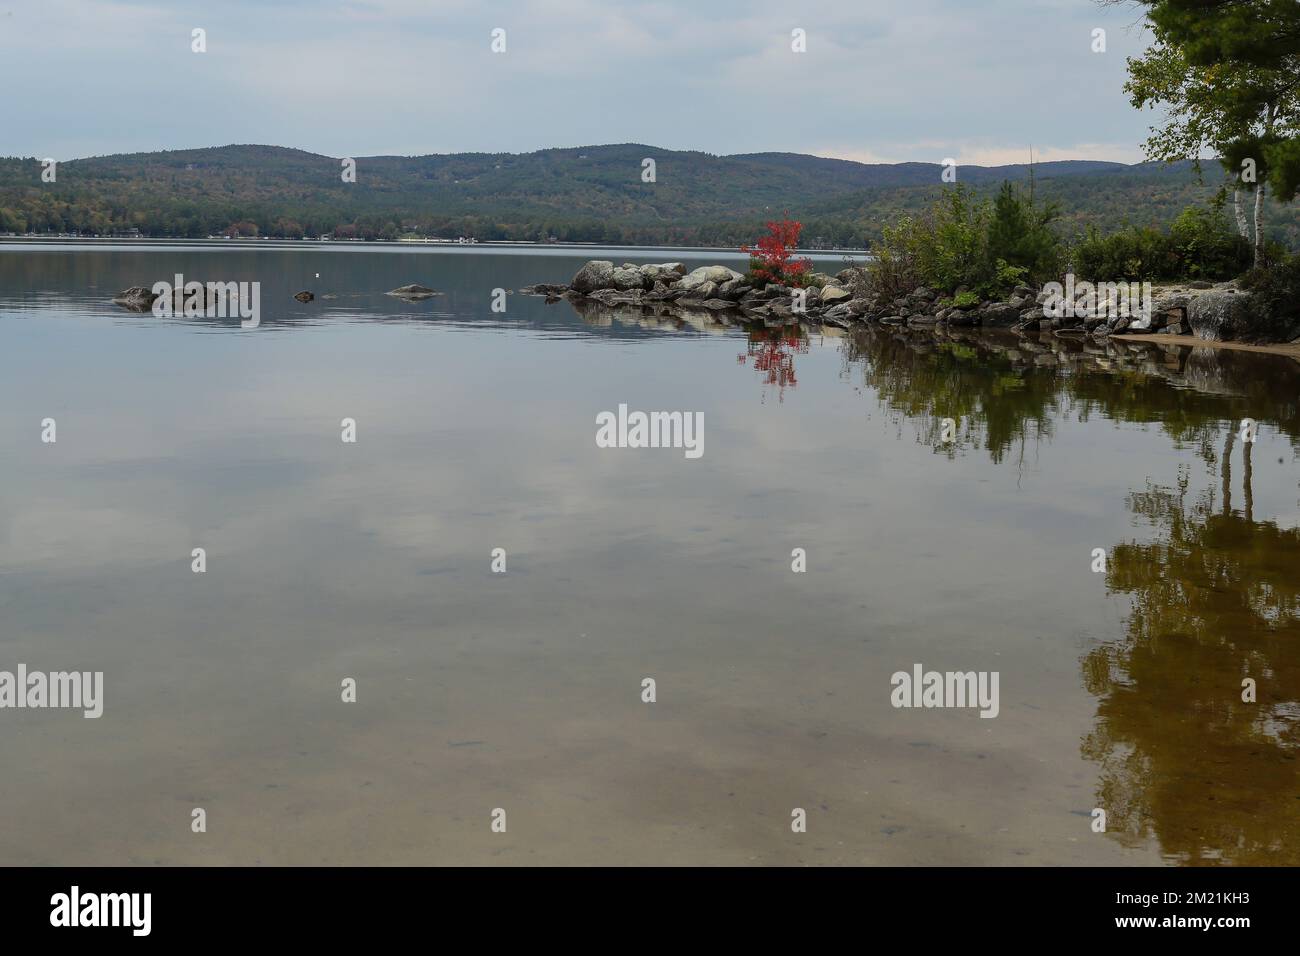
xmin=938 ymin=290 xmax=981 ymax=308
xmin=1167 ymin=207 xmax=1253 ymax=279
xmin=868 ymin=187 xmax=989 ymax=297
xmin=1071 ymin=207 xmax=1250 ymax=282
xmin=1240 ymin=252 xmax=1300 ymax=341
xmin=869 ymin=216 xmax=925 ymax=298
xmin=986 ymin=181 xmax=1063 ymax=283
xmin=869 ymin=182 xmax=1062 ymax=299
xmin=1071 ymin=225 xmax=1174 ymax=281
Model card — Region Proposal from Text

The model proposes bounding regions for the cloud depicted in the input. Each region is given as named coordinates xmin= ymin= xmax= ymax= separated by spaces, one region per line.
xmin=813 ymin=141 xmax=1148 ymax=166
xmin=4 ymin=0 xmax=1160 ymax=164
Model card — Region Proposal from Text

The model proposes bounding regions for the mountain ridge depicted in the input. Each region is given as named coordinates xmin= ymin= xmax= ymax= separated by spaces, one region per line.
xmin=1 ymin=143 xmax=1288 ymax=247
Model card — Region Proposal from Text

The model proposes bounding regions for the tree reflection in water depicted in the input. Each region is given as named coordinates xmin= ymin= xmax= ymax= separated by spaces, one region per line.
xmin=1085 ymin=448 xmax=1300 ymax=865
xmin=839 ymin=325 xmax=1300 ymax=864
xmin=738 ymin=326 xmax=808 ymax=403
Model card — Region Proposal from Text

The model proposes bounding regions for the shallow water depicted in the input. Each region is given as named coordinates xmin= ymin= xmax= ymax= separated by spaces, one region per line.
xmin=1 ymin=244 xmax=1296 ymax=865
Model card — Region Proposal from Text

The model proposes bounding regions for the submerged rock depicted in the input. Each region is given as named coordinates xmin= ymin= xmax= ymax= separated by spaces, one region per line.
xmin=294 ymin=290 xmax=314 ymax=302
xmin=112 ymin=286 xmax=159 ymax=311
xmin=386 ymin=284 xmax=439 ymax=299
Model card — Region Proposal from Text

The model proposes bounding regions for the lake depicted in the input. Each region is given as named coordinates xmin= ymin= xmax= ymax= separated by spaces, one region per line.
xmin=1 ymin=242 xmax=1297 ymax=865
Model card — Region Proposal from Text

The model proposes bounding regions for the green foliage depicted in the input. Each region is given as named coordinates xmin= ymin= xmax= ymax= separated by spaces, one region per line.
xmin=1264 ymin=138 xmax=1300 ymax=201
xmin=943 ymin=291 xmax=981 ymax=308
xmin=1240 ymin=251 xmax=1300 ymax=339
xmin=3 ymin=145 xmax=1300 ymax=247
xmin=869 ymin=182 xmax=1062 ymax=297
xmin=869 ymin=216 xmax=924 ymax=297
xmin=1071 ymin=206 xmax=1251 ymax=281
xmin=987 ymin=181 xmax=1063 ymax=281
xmin=1168 ymin=206 xmax=1255 ymax=276
xmin=1135 ymin=2 xmax=1300 ymax=202
xmin=995 ymin=258 xmax=1029 ymax=288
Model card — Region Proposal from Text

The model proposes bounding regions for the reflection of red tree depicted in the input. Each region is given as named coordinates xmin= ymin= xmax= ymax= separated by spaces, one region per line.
xmin=737 ymin=327 xmax=809 ymax=401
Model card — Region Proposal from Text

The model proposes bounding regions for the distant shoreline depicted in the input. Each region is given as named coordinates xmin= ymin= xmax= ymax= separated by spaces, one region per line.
xmin=0 ymin=235 xmax=868 ymax=260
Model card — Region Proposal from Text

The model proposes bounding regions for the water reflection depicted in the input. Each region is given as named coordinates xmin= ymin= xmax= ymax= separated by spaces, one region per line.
xmin=1086 ymin=454 xmax=1300 ymax=864
xmin=841 ymin=324 xmax=1300 ymax=864
xmin=842 ymin=324 xmax=1300 ymax=464
xmin=737 ymin=327 xmax=808 ymax=402
xmin=7 ymin=244 xmax=1300 ymax=864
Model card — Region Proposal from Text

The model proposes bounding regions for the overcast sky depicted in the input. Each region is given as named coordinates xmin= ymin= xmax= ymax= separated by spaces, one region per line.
xmin=2 ymin=0 xmax=1160 ymax=165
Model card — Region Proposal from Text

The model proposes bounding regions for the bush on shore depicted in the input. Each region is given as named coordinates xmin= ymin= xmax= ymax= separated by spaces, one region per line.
xmin=1070 ymin=207 xmax=1251 ymax=282
xmin=868 ymin=182 xmax=1062 ymax=299
xmin=1240 ymin=252 xmax=1300 ymax=341
xmin=741 ymin=218 xmax=813 ymax=287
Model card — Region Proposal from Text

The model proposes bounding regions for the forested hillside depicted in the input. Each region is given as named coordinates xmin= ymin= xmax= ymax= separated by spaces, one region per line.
xmin=1 ymin=143 xmax=1294 ymax=247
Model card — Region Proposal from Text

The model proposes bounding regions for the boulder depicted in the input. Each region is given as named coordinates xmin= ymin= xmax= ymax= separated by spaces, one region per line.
xmin=679 ymin=280 xmax=718 ymax=300
xmin=571 ymin=260 xmax=616 ymax=294
xmin=386 ymin=284 xmax=438 ymax=299
xmin=1153 ymin=291 xmax=1192 ymax=314
xmin=1014 ymin=308 xmax=1043 ymax=333
xmin=611 ymin=266 xmax=648 ymax=291
xmin=981 ymin=303 xmax=1021 ymax=327
xmin=821 ymin=286 xmax=852 ymax=304
xmin=716 ymin=278 xmax=747 ymax=300
xmin=112 ymin=286 xmax=159 ymax=310
xmin=640 ymin=263 xmax=686 ymax=282
xmin=1188 ymin=289 xmax=1252 ymax=341
xmin=293 ymin=290 xmax=314 ymax=302
xmin=679 ymin=265 xmax=743 ymax=291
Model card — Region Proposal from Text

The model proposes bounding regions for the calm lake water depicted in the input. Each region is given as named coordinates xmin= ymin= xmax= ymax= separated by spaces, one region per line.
xmin=1 ymin=242 xmax=1297 ymax=865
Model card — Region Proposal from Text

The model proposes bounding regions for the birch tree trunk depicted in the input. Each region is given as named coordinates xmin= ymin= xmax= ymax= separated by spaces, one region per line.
xmin=1253 ymin=183 xmax=1266 ymax=267
xmin=1233 ymin=189 xmax=1250 ymax=238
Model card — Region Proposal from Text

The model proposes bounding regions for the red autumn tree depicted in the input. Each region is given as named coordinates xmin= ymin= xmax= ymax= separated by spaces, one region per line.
xmin=741 ymin=217 xmax=813 ymax=287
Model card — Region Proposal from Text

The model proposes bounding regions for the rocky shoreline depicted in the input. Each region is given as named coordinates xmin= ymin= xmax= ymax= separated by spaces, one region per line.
xmin=523 ymin=259 xmax=1284 ymax=345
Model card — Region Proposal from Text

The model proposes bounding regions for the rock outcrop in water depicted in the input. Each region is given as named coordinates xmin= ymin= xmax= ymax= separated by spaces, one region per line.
xmin=386 ymin=284 xmax=439 ymax=300
xmin=112 ymin=286 xmax=159 ymax=311
xmin=111 ymin=283 xmax=239 ymax=314
xmin=523 ymin=260 xmax=1296 ymax=345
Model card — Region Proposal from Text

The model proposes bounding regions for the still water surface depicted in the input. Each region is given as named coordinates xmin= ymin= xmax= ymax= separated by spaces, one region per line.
xmin=1 ymin=244 xmax=1297 ymax=865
